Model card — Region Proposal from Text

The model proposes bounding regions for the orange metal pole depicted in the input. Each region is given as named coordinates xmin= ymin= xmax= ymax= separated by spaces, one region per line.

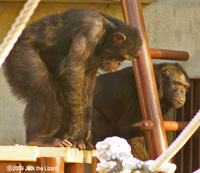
xmin=163 ymin=121 xmax=188 ymax=131
xmin=139 ymin=120 xmax=189 ymax=132
xmin=150 ymin=48 xmax=189 ymax=61
xmin=121 ymin=0 xmax=168 ymax=159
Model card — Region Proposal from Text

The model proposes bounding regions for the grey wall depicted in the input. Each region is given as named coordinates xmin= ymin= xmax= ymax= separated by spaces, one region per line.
xmin=120 ymin=0 xmax=200 ymax=78
xmin=144 ymin=0 xmax=200 ymax=78
xmin=0 ymin=0 xmax=200 ymax=146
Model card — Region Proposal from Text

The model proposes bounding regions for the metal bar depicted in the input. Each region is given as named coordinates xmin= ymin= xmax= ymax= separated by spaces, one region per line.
xmin=37 ymin=157 xmax=64 ymax=173
xmin=189 ymin=81 xmax=194 ymax=172
xmin=199 ymin=80 xmax=200 ymax=168
xmin=150 ymin=48 xmax=189 ymax=61
xmin=139 ymin=120 xmax=188 ymax=131
xmin=120 ymin=0 xmax=168 ymax=159
xmin=180 ymin=105 xmax=185 ymax=173
xmin=163 ymin=121 xmax=188 ymax=131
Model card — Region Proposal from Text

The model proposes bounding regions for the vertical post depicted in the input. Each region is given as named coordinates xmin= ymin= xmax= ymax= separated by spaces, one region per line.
xmin=120 ymin=0 xmax=168 ymax=159
xmin=198 ymin=80 xmax=200 ymax=168
xmin=91 ymin=157 xmax=99 ymax=173
xmin=189 ymin=80 xmax=194 ymax=172
xmin=180 ymin=103 xmax=185 ymax=173
xmin=37 ymin=157 xmax=64 ymax=173
xmin=0 ymin=162 xmax=22 ymax=173
xmin=65 ymin=163 xmax=84 ymax=173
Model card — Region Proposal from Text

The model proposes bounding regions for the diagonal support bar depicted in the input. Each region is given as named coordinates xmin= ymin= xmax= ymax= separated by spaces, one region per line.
xmin=120 ymin=0 xmax=168 ymax=159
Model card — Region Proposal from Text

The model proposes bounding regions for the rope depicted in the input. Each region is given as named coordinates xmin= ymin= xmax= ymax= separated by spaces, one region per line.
xmin=193 ymin=169 xmax=200 ymax=173
xmin=0 ymin=0 xmax=41 ymax=67
xmin=96 ymin=109 xmax=200 ymax=172
xmin=1 ymin=1 xmax=200 ymax=171
xmin=96 ymin=136 xmax=137 ymax=173
xmin=96 ymin=136 xmax=176 ymax=173
xmin=149 ymin=109 xmax=200 ymax=172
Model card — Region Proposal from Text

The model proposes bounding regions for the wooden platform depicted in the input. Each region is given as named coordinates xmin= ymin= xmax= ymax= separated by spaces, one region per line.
xmin=0 ymin=146 xmax=98 ymax=173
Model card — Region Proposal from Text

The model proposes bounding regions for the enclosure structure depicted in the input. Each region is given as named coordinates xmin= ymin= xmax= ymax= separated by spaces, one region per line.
xmin=0 ymin=0 xmax=199 ymax=172
xmin=175 ymin=79 xmax=200 ymax=173
xmin=0 ymin=147 xmax=97 ymax=173
xmin=121 ymin=0 xmax=190 ymax=159
xmin=122 ymin=1 xmax=200 ymax=172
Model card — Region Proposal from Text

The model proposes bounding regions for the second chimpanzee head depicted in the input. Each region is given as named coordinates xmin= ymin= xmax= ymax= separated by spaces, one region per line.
xmin=99 ymin=25 xmax=142 ymax=72
xmin=158 ymin=63 xmax=190 ymax=109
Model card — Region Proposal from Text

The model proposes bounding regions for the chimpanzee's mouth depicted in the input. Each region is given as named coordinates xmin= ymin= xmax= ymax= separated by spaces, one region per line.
xmin=108 ymin=67 xmax=115 ymax=73
xmin=173 ymin=97 xmax=185 ymax=108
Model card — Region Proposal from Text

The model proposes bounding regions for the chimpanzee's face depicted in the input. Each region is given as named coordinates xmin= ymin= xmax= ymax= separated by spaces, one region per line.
xmin=162 ymin=65 xmax=190 ymax=108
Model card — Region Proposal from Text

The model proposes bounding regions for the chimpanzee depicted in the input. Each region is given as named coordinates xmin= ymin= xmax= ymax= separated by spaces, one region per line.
xmin=3 ymin=9 xmax=142 ymax=149
xmin=92 ymin=63 xmax=190 ymax=160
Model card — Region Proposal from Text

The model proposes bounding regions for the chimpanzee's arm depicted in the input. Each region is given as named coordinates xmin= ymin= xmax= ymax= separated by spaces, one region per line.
xmin=57 ymin=19 xmax=105 ymax=143
xmin=84 ymin=73 xmax=97 ymax=149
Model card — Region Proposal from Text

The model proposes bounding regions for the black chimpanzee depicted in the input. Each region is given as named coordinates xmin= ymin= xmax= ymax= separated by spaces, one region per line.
xmin=3 ymin=9 xmax=142 ymax=149
xmin=92 ymin=63 xmax=190 ymax=160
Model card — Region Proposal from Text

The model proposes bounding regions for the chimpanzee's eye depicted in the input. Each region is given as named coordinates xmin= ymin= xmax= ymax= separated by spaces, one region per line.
xmin=175 ymin=82 xmax=181 ymax=86
xmin=120 ymin=56 xmax=125 ymax=60
xmin=118 ymin=62 xmax=122 ymax=65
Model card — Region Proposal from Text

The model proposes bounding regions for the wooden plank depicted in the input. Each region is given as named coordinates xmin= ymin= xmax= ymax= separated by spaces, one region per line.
xmin=83 ymin=150 xmax=96 ymax=164
xmin=38 ymin=147 xmax=83 ymax=163
xmin=0 ymin=0 xmax=155 ymax=4
xmin=0 ymin=146 xmax=97 ymax=164
xmin=0 ymin=146 xmax=38 ymax=162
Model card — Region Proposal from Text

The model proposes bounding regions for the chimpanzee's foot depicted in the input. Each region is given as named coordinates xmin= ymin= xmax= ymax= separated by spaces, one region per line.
xmin=70 ymin=140 xmax=94 ymax=150
xmin=85 ymin=142 xmax=94 ymax=150
xmin=28 ymin=137 xmax=72 ymax=147
xmin=71 ymin=140 xmax=86 ymax=150
xmin=55 ymin=139 xmax=73 ymax=147
xmin=28 ymin=137 xmax=93 ymax=150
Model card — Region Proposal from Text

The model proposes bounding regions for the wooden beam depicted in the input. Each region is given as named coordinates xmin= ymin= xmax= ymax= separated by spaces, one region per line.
xmin=0 ymin=0 xmax=155 ymax=4
xmin=0 ymin=146 xmax=38 ymax=162
xmin=0 ymin=146 xmax=96 ymax=164
xmin=38 ymin=147 xmax=83 ymax=163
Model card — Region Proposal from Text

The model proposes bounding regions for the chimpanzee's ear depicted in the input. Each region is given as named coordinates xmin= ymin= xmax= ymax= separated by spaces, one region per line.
xmin=113 ymin=32 xmax=126 ymax=43
xmin=161 ymin=69 xmax=170 ymax=77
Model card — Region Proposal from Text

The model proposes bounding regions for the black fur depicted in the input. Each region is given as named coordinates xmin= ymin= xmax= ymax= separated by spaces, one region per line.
xmin=3 ymin=9 xmax=142 ymax=149
xmin=92 ymin=63 xmax=190 ymax=159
